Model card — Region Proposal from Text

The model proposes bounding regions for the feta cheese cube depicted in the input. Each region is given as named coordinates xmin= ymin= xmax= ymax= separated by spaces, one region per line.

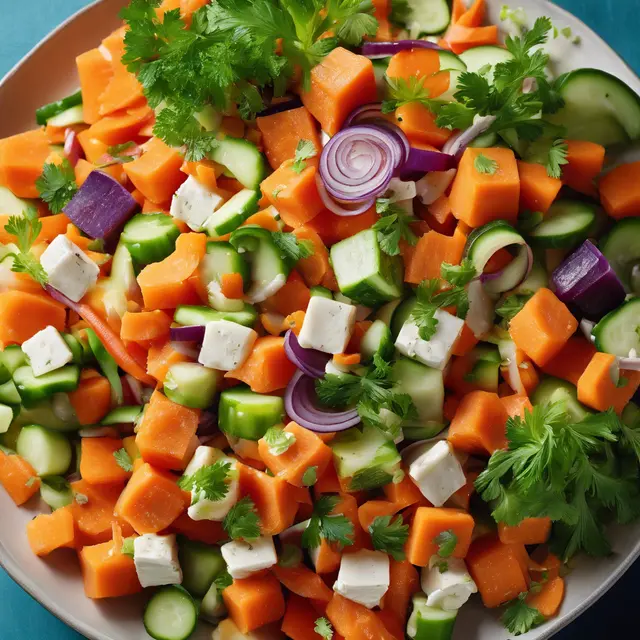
xmin=170 ymin=176 xmax=225 ymax=231
xmin=395 ymin=311 xmax=464 ymax=370
xmin=408 ymin=440 xmax=466 ymax=507
xmin=199 ymin=320 xmax=257 ymax=371
xmin=221 ymin=536 xmax=277 ymax=579
xmin=40 ymin=235 xmax=100 ymax=303
xmin=421 ymin=557 xmax=478 ymax=611
xmin=0 ymin=404 xmax=13 ymax=434
xmin=21 ymin=326 xmax=73 ymax=377
xmin=297 ymin=297 xmax=357 ymax=355
xmin=133 ymin=534 xmax=182 ymax=588
xmin=334 ymin=550 xmax=390 ymax=609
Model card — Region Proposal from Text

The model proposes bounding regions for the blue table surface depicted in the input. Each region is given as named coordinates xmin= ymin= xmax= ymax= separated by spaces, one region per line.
xmin=1 ymin=1 xmax=638 ymax=638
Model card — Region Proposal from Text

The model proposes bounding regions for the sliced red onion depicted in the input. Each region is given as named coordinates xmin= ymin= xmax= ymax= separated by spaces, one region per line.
xmin=619 ymin=357 xmax=640 ymax=372
xmin=442 ymin=115 xmax=497 ymax=159
xmin=64 ymin=128 xmax=84 ymax=167
xmin=171 ymin=341 xmax=200 ymax=359
xmin=466 ymin=280 xmax=495 ymax=339
xmin=198 ymin=409 xmax=219 ymax=436
xmin=399 ymin=147 xmax=456 ymax=180
xmin=344 ymin=103 xmax=386 ymax=128
xmin=416 ymin=169 xmax=457 ymax=205
xmin=315 ymin=174 xmax=374 ymax=217
xmin=284 ymin=370 xmax=360 ymax=433
xmin=258 ymin=97 xmax=303 ymax=117
xmin=579 ymin=319 xmax=596 ymax=343
xmin=361 ymin=40 xmax=444 ymax=59
xmin=170 ymin=325 xmax=206 ymax=343
xmin=284 ymin=330 xmax=331 ymax=379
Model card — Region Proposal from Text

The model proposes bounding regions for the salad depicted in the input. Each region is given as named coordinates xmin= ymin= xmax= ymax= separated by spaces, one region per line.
xmin=1 ymin=0 xmax=640 ymax=638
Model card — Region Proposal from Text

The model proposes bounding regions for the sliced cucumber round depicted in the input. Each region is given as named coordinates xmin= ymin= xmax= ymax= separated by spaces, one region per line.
xmin=360 ymin=319 xmax=394 ymax=362
xmin=550 ymin=69 xmax=640 ymax=146
xmin=400 ymin=0 xmax=451 ymax=36
xmin=121 ymin=214 xmax=180 ymax=265
xmin=592 ymin=297 xmax=640 ymax=358
xmin=13 ymin=365 xmax=80 ymax=407
xmin=178 ymin=539 xmax=226 ymax=598
xmin=528 ymin=200 xmax=596 ymax=249
xmin=531 ymin=377 xmax=591 ymax=423
xmin=164 ymin=363 xmax=220 ymax=409
xmin=174 ymin=304 xmax=258 ymax=329
xmin=40 ymin=476 xmax=73 ymax=510
xmin=459 ymin=45 xmax=514 ymax=82
xmin=143 ymin=585 xmax=198 ymax=640
xmin=218 ymin=387 xmax=284 ymax=440
xmin=16 ymin=425 xmax=72 ymax=477
xmin=600 ymin=218 xmax=640 ymax=295
xmin=210 ymin=137 xmax=267 ymax=190
xmin=390 ymin=297 xmax=418 ymax=339
xmin=438 ymin=51 xmax=466 ymax=72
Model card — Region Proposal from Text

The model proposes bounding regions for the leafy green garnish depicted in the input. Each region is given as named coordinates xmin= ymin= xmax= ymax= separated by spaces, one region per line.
xmin=121 ymin=537 xmax=135 ymax=557
xmin=223 ymin=496 xmax=261 ymax=541
xmin=496 ymin=292 xmax=534 ymax=322
xmin=524 ymin=138 xmax=569 ymax=178
xmin=113 ymin=448 xmax=133 ymax=473
xmin=373 ymin=198 xmax=418 ymax=257
xmin=263 ymin=426 xmax=296 ymax=456
xmin=314 ymin=617 xmax=334 ymax=639
xmin=302 ymin=466 xmax=318 ymax=487
xmin=214 ymin=569 xmax=233 ymax=590
xmin=179 ymin=460 xmax=232 ymax=505
xmin=3 ymin=206 xmax=48 ymax=286
xmin=369 ymin=515 xmax=409 ymax=560
xmin=501 ymin=592 xmax=545 ymax=636
xmin=291 ymin=139 xmax=318 ymax=174
xmin=434 ymin=529 xmax=458 ymax=558
xmin=272 ymin=231 xmax=315 ymax=265
xmin=474 ymin=153 xmax=499 ymax=175
xmin=302 ymin=495 xmax=355 ymax=550
xmin=36 ymin=160 xmax=78 ymax=214
xmin=349 ymin=467 xmax=394 ymax=492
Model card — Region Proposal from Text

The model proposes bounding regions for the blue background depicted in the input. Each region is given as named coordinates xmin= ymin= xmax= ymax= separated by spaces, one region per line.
xmin=0 ymin=1 xmax=637 ymax=638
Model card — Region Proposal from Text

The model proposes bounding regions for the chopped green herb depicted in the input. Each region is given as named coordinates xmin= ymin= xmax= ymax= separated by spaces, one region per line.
xmin=3 ymin=206 xmax=48 ymax=286
xmin=501 ymin=592 xmax=545 ymax=636
xmin=302 ymin=495 xmax=354 ymax=550
xmin=263 ymin=425 xmax=296 ymax=456
xmin=373 ymin=198 xmax=418 ymax=257
xmin=434 ymin=529 xmax=458 ymax=558
xmin=302 ymin=466 xmax=318 ymax=487
xmin=113 ymin=448 xmax=133 ymax=473
xmin=178 ymin=460 xmax=232 ymax=505
xmin=36 ymin=160 xmax=78 ymax=214
xmin=314 ymin=616 xmax=334 ymax=639
xmin=369 ymin=515 xmax=409 ymax=561
xmin=223 ymin=496 xmax=261 ymax=541
xmin=474 ymin=153 xmax=499 ymax=175
xmin=291 ymin=139 xmax=318 ymax=174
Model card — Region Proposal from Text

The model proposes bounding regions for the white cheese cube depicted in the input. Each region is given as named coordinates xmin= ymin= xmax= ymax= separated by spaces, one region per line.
xmin=170 ymin=175 xmax=225 ymax=231
xmin=133 ymin=533 xmax=182 ymax=588
xmin=297 ymin=297 xmax=357 ymax=355
xmin=408 ymin=440 xmax=466 ymax=507
xmin=395 ymin=311 xmax=464 ymax=370
xmin=199 ymin=320 xmax=257 ymax=371
xmin=184 ymin=445 xmax=223 ymax=477
xmin=0 ymin=404 xmax=13 ymax=434
xmin=40 ymin=235 xmax=100 ymax=303
xmin=21 ymin=326 xmax=73 ymax=377
xmin=421 ymin=557 xmax=478 ymax=611
xmin=333 ymin=549 xmax=390 ymax=609
xmin=221 ymin=536 xmax=277 ymax=579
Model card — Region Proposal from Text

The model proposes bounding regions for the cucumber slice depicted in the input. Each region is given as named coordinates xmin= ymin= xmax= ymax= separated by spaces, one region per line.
xmin=62 ymin=334 xmax=85 ymax=366
xmin=360 ymin=320 xmax=394 ymax=362
xmin=459 ymin=45 xmax=514 ymax=82
xmin=529 ymin=200 xmax=596 ymax=249
xmin=121 ymin=213 xmax=180 ymax=265
xmin=399 ymin=0 xmax=451 ymax=35
xmin=13 ymin=365 xmax=80 ymax=406
xmin=101 ymin=406 xmax=143 ymax=425
xmin=143 ymin=585 xmax=198 ymax=640
xmin=0 ymin=359 xmax=10 ymax=386
xmin=179 ymin=539 xmax=226 ymax=597
xmin=592 ymin=298 xmax=640 ymax=358
xmin=463 ymin=346 xmax=501 ymax=392
xmin=0 ymin=186 xmax=34 ymax=217
xmin=46 ymin=104 xmax=85 ymax=128
xmin=0 ymin=404 xmax=13 ymax=434
xmin=16 ymin=425 xmax=72 ymax=476
xmin=532 ymin=377 xmax=591 ymax=422
xmin=391 ymin=297 xmax=418 ymax=339
xmin=40 ymin=476 xmax=73 ymax=511
xmin=205 ymin=189 xmax=260 ymax=238
xmin=509 ymin=259 xmax=548 ymax=295
xmin=372 ymin=58 xmax=391 ymax=95
xmin=211 ymin=137 xmax=267 ymax=189
xmin=0 ymin=379 xmax=21 ymax=406
xmin=86 ymin=329 xmax=123 ymax=405
xmin=13 ymin=399 xmax=79 ymax=433
xmin=310 ymin=286 xmax=333 ymax=300
xmin=392 ymin=358 xmax=445 ymax=430
xmin=438 ymin=51 xmax=466 ymax=72
xmin=407 ymin=593 xmax=457 ymax=640
xmin=0 ymin=345 xmax=27 ymax=375
xmin=376 ymin=299 xmax=402 ymax=327
xmin=551 ymin=69 xmax=640 ymax=146
xmin=200 ymin=581 xmax=227 ymax=623
xmin=600 ymin=218 xmax=640 ymax=295
xmin=174 ymin=304 xmax=258 ymax=329
xmin=35 ymin=90 xmax=83 ymax=126
xmin=331 ymin=229 xmax=404 ymax=306
xmin=201 ymin=241 xmax=250 ymax=287
xmin=164 ymin=363 xmax=220 ymax=409
xmin=468 ymin=131 xmax=499 ymax=148
xmin=219 ymin=387 xmax=284 ymax=440
xmin=465 ymin=221 xmax=531 ymax=294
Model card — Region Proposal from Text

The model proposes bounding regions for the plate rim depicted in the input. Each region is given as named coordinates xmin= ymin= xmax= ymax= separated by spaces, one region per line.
xmin=1 ymin=1 xmax=639 ymax=639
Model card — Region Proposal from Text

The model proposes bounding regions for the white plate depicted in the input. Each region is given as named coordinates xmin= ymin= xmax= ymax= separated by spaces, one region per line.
xmin=1 ymin=1 xmax=639 ymax=639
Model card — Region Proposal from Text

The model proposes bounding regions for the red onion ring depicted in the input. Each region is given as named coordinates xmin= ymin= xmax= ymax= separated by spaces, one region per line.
xmin=64 ymin=128 xmax=84 ymax=167
xmin=284 ymin=330 xmax=331 ymax=379
xmin=315 ymin=174 xmax=374 ymax=217
xmin=399 ymin=147 xmax=457 ymax=180
xmin=361 ymin=40 xmax=444 ymax=59
xmin=284 ymin=370 xmax=360 ymax=433
xmin=442 ymin=115 xmax=497 ymax=159
xmin=344 ymin=103 xmax=387 ymax=128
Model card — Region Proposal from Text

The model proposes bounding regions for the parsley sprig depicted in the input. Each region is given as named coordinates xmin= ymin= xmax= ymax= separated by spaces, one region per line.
xmin=113 ymin=448 xmax=133 ymax=473
xmin=272 ymin=231 xmax=315 ymax=266
xmin=369 ymin=514 xmax=409 ymax=560
xmin=263 ymin=425 xmax=296 ymax=456
xmin=35 ymin=160 xmax=78 ymax=214
xmin=496 ymin=292 xmax=534 ymax=322
xmin=373 ymin=198 xmax=418 ymax=257
xmin=178 ymin=460 xmax=232 ymax=505
xmin=302 ymin=495 xmax=355 ymax=549
xmin=291 ymin=139 xmax=318 ymax=174
xmin=314 ymin=617 xmax=334 ymax=639
xmin=474 ymin=153 xmax=499 ymax=175
xmin=3 ymin=206 xmax=48 ymax=286
xmin=223 ymin=496 xmax=261 ymax=541
xmin=501 ymin=591 xmax=545 ymax=636
xmin=524 ymin=137 xmax=569 ymax=178
xmin=434 ymin=529 xmax=458 ymax=558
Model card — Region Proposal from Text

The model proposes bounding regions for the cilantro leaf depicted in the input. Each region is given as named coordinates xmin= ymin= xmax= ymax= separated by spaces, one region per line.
xmin=272 ymin=231 xmax=315 ymax=265
xmin=525 ymin=138 xmax=569 ymax=178
xmin=373 ymin=198 xmax=418 ymax=257
xmin=214 ymin=569 xmax=233 ymax=590
xmin=441 ymin=259 xmax=477 ymax=287
xmin=382 ymin=75 xmax=433 ymax=114
xmin=223 ymin=496 xmax=261 ymax=541
xmin=474 ymin=153 xmax=499 ymax=175
xmin=314 ymin=617 xmax=334 ymax=639
xmin=35 ymin=160 xmax=78 ymax=214
xmin=369 ymin=515 xmax=409 ymax=560
xmin=74 ymin=492 xmax=89 ymax=505
xmin=496 ymin=292 xmax=534 ymax=322
xmin=292 ymin=139 xmax=318 ymax=174
xmin=3 ymin=206 xmax=48 ymax=287
xmin=263 ymin=425 xmax=296 ymax=456
xmin=350 ymin=468 xmax=394 ymax=491
xmin=333 ymin=8 xmax=378 ymax=46
xmin=154 ymin=104 xmax=219 ymax=162
xmin=113 ymin=448 xmax=133 ymax=473
xmin=434 ymin=529 xmax=458 ymax=558
xmin=179 ymin=460 xmax=232 ymax=505
xmin=501 ymin=592 xmax=545 ymax=636
xmin=302 ymin=495 xmax=355 ymax=549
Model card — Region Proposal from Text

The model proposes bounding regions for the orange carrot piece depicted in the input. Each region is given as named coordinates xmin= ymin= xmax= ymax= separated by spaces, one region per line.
xmin=220 ymin=272 xmax=245 ymax=300
xmin=76 ymin=48 xmax=114 ymax=125
xmin=394 ymin=103 xmax=453 ymax=148
xmin=387 ymin=49 xmax=450 ymax=99
xmin=357 ymin=500 xmax=401 ymax=531
xmin=382 ymin=559 xmax=420 ymax=627
xmin=137 ymin=232 xmax=207 ymax=310
xmin=115 ymin=462 xmax=189 ymax=534
xmin=242 ymin=209 xmax=281 ymax=232
xmin=448 ymin=470 xmax=479 ymax=511
xmin=334 ymin=353 xmax=361 ymax=366
xmin=527 ymin=576 xmax=565 ymax=618
xmin=404 ymin=226 xmax=467 ymax=284
xmin=0 ymin=129 xmax=52 ymax=198
xmin=509 ymin=288 xmax=578 ymax=367
xmin=257 ymin=106 xmax=321 ymax=170
xmin=327 ymin=593 xmax=397 ymax=640
xmin=86 ymin=104 xmax=153 ymax=146
xmin=451 ymin=322 xmax=480 ymax=357
xmin=281 ymin=593 xmax=325 ymax=640
xmin=293 ymin=226 xmax=331 ymax=287
xmin=577 ymin=352 xmax=640 ymax=414
xmin=500 ymin=394 xmax=534 ymax=419
xmin=80 ymin=437 xmax=131 ymax=485
xmin=517 ymin=161 xmax=562 ymax=213
xmin=466 ymin=534 xmax=530 ymax=608
xmin=273 ymin=563 xmax=334 ymax=602
xmin=169 ymin=512 xmax=226 ymax=545
xmin=457 ymin=0 xmax=486 ymax=26
xmin=136 ymin=390 xmax=200 ymax=470
xmin=541 ymin=337 xmax=597 ymax=386
xmin=448 ymin=390 xmax=509 ymax=455
xmin=442 ymin=24 xmax=499 ymax=54
xmin=68 ymin=370 xmax=112 ymax=425
xmin=120 ymin=310 xmax=173 ymax=343
xmin=306 ymin=206 xmax=378 ymax=246
xmin=80 ymin=540 xmax=142 ymax=599
xmin=449 ymin=147 xmax=520 ymax=227
xmin=498 ymin=517 xmax=552 ymax=545
xmin=301 ymin=47 xmax=378 ymax=135
xmin=599 ymin=160 xmax=640 ymax=220
xmin=562 ymin=140 xmax=605 ymax=197
xmin=0 ymin=291 xmax=66 ymax=348
xmin=0 ymin=451 xmax=40 ymax=505
xmin=383 ymin=471 xmax=426 ymax=509
xmin=147 ymin=340 xmax=193 ymax=382
xmin=26 ymin=507 xmax=76 ymax=556
xmin=261 ymin=271 xmax=311 ymax=317
xmin=0 ymin=213 xmax=70 ymax=246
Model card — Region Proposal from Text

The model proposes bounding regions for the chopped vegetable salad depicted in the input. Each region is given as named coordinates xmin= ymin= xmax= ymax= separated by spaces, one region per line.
xmin=1 ymin=0 xmax=640 ymax=638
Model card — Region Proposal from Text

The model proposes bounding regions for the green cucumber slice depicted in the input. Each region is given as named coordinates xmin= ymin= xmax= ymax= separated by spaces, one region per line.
xmin=47 ymin=104 xmax=85 ymax=128
xmin=210 ymin=137 xmax=267 ymax=189
xmin=143 ymin=586 xmax=198 ymax=640
xmin=174 ymin=304 xmax=258 ymax=329
xmin=101 ymin=406 xmax=143 ymax=425
xmin=459 ymin=45 xmax=514 ymax=82
xmin=164 ymin=363 xmax=220 ymax=409
xmin=528 ymin=200 xmax=596 ymax=249
xmin=218 ymin=387 xmax=284 ymax=440
xmin=13 ymin=365 xmax=80 ymax=406
xmin=178 ymin=539 xmax=226 ymax=597
xmin=201 ymin=241 xmax=249 ymax=287
xmin=0 ymin=186 xmax=35 ymax=217
xmin=310 ymin=286 xmax=333 ymax=300
xmin=205 ymin=189 xmax=260 ymax=238
xmin=13 ymin=399 xmax=79 ymax=433
xmin=40 ymin=476 xmax=74 ymax=510
xmin=0 ymin=345 xmax=27 ymax=375
xmin=0 ymin=379 xmax=21 ymax=406
xmin=532 ymin=377 xmax=591 ymax=422
xmin=200 ymin=581 xmax=227 ymax=622
xmin=360 ymin=319 xmax=394 ymax=362
xmin=35 ymin=90 xmax=83 ymax=126
xmin=592 ymin=297 xmax=640 ymax=358
xmin=121 ymin=213 xmax=180 ymax=265
xmin=407 ymin=593 xmax=457 ymax=640
xmin=16 ymin=425 xmax=72 ymax=476
xmin=600 ymin=218 xmax=640 ymax=295
xmin=397 ymin=0 xmax=451 ymax=36
xmin=86 ymin=329 xmax=123 ymax=405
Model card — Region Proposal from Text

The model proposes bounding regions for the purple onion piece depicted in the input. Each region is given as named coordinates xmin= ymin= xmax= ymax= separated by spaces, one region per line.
xmin=551 ymin=240 xmax=626 ymax=320
xmin=64 ymin=128 xmax=84 ymax=167
xmin=170 ymin=325 xmax=206 ymax=343
xmin=284 ymin=330 xmax=331 ymax=379
xmin=619 ymin=357 xmax=640 ymax=372
xmin=198 ymin=409 xmax=219 ymax=436
xmin=442 ymin=115 xmax=497 ymax=160
xmin=344 ymin=103 xmax=385 ymax=128
xmin=360 ymin=40 xmax=444 ymax=58
xmin=258 ymin=97 xmax=303 ymax=117
xmin=63 ymin=170 xmax=139 ymax=239
xmin=399 ymin=147 xmax=457 ymax=180
xmin=284 ymin=370 xmax=360 ymax=433
xmin=315 ymin=174 xmax=375 ymax=218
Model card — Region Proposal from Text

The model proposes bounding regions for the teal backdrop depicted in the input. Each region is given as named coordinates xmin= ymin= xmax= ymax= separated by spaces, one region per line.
xmin=0 ymin=1 xmax=638 ymax=638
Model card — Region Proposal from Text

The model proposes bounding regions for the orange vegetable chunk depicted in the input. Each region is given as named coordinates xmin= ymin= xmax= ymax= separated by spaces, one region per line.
xmin=381 ymin=559 xmax=420 ymax=627
xmin=357 ymin=500 xmax=401 ymax=532
xmin=80 ymin=540 xmax=142 ymax=599
xmin=281 ymin=593 xmax=325 ymax=640
xmin=120 ymin=310 xmax=172 ymax=343
xmin=404 ymin=227 xmax=467 ymax=284
xmin=69 ymin=370 xmax=112 ymax=425
xmin=599 ymin=160 xmax=640 ymax=219
xmin=293 ymin=226 xmax=331 ymax=287
xmin=272 ymin=563 xmax=333 ymax=603
xmin=394 ymin=103 xmax=453 ymax=148
xmin=0 ymin=451 xmax=40 ymax=505
xmin=541 ymin=336 xmax=597 ymax=386
xmin=527 ymin=576 xmax=565 ymax=618
xmin=383 ymin=471 xmax=426 ymax=509
xmin=0 ymin=129 xmax=52 ymax=198
xmin=27 ymin=507 xmax=76 ymax=556
xmin=562 ymin=140 xmax=605 ymax=197
xmin=498 ymin=517 xmax=552 ymax=545
xmin=76 ymin=48 xmax=114 ymax=125
xmin=500 ymin=394 xmax=534 ymax=420
xmin=86 ymin=105 xmax=152 ymax=146
xmin=517 ymin=161 xmax=562 ymax=213
xmin=80 ymin=437 xmax=131 ymax=485
xmin=327 ymin=593 xmax=397 ymax=640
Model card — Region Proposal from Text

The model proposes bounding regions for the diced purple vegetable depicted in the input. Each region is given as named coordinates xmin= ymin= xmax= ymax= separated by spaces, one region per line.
xmin=551 ymin=240 xmax=626 ymax=320
xmin=170 ymin=325 xmax=206 ymax=343
xmin=63 ymin=170 xmax=138 ymax=239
